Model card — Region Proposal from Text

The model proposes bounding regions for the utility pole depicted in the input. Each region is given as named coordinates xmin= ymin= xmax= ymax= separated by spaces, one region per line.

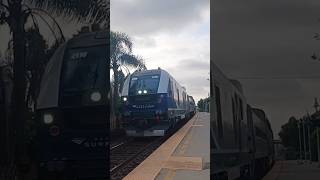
xmin=306 ymin=112 xmax=312 ymax=163
xmin=317 ymin=127 xmax=320 ymax=167
xmin=303 ymin=117 xmax=307 ymax=162
xmin=314 ymin=98 xmax=319 ymax=112
xmin=308 ymin=121 xmax=312 ymax=163
xmin=298 ymin=119 xmax=303 ymax=164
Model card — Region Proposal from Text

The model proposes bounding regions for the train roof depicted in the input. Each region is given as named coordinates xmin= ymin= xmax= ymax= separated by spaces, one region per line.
xmin=229 ymin=79 xmax=243 ymax=93
xmin=132 ymin=69 xmax=162 ymax=76
xmin=67 ymin=30 xmax=108 ymax=48
xmin=212 ymin=62 xmax=244 ymax=95
xmin=252 ymin=108 xmax=266 ymax=119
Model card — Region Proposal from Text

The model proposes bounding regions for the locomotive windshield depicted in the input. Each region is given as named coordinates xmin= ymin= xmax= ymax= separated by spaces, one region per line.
xmin=129 ymin=75 xmax=160 ymax=95
xmin=61 ymin=45 xmax=107 ymax=92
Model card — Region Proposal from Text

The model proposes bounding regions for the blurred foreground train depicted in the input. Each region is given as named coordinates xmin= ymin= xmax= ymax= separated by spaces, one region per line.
xmin=120 ymin=68 xmax=196 ymax=136
xmin=211 ymin=63 xmax=274 ymax=179
xmin=36 ymin=31 xmax=109 ymax=179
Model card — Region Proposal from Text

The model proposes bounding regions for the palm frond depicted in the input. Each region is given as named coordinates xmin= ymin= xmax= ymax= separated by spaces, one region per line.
xmin=110 ymin=31 xmax=132 ymax=55
xmin=29 ymin=8 xmax=65 ymax=41
xmin=0 ymin=1 xmax=9 ymax=25
xmin=120 ymin=54 xmax=145 ymax=69
xmin=28 ymin=0 xmax=109 ymax=26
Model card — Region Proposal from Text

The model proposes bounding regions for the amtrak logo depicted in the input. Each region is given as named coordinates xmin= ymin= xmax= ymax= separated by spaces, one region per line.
xmin=132 ymin=104 xmax=155 ymax=109
xmin=71 ymin=138 xmax=86 ymax=145
xmin=72 ymin=137 xmax=108 ymax=148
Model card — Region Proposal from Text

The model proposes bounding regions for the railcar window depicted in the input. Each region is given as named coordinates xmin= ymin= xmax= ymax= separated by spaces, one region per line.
xmin=182 ymin=91 xmax=186 ymax=107
xmin=239 ymin=98 xmax=243 ymax=120
xmin=214 ymin=85 xmax=223 ymax=138
xmin=232 ymin=97 xmax=237 ymax=141
xmin=168 ymin=79 xmax=173 ymax=97
xmin=255 ymin=126 xmax=268 ymax=140
xmin=176 ymin=88 xmax=180 ymax=106
xmin=129 ymin=75 xmax=160 ymax=95
xmin=61 ymin=45 xmax=107 ymax=92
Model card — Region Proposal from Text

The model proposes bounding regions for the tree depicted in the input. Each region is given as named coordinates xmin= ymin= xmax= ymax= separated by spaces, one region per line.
xmin=279 ymin=116 xmax=299 ymax=150
xmin=197 ymin=98 xmax=204 ymax=111
xmin=25 ymin=28 xmax=49 ymax=108
xmin=0 ymin=0 xmax=109 ymax=179
xmin=197 ymin=97 xmax=210 ymax=112
xmin=110 ymin=31 xmax=145 ymax=119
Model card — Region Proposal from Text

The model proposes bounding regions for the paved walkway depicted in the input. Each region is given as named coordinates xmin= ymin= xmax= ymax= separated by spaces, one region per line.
xmin=263 ymin=160 xmax=320 ymax=180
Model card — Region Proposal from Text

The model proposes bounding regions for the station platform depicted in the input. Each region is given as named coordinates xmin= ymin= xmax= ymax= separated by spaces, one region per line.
xmin=123 ymin=112 xmax=210 ymax=180
xmin=263 ymin=160 xmax=320 ymax=180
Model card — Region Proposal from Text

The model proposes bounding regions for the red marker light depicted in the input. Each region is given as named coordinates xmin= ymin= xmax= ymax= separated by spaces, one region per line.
xmin=49 ymin=125 xmax=60 ymax=136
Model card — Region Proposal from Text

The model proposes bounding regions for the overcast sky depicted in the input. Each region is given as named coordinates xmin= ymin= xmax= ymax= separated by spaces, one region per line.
xmin=111 ymin=0 xmax=210 ymax=103
xmin=213 ymin=0 xmax=320 ymax=137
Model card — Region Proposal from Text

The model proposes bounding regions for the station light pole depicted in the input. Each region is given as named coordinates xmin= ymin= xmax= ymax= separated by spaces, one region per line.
xmin=313 ymin=98 xmax=320 ymax=167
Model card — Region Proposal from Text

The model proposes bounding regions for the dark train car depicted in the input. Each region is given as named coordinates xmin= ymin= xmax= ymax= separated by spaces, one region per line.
xmin=212 ymin=62 xmax=274 ymax=179
xmin=251 ymin=108 xmax=275 ymax=171
xmin=120 ymin=68 xmax=192 ymax=137
xmin=36 ymin=31 xmax=109 ymax=179
xmin=187 ymin=95 xmax=196 ymax=117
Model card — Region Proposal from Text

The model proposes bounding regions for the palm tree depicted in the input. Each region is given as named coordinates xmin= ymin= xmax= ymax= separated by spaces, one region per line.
xmin=0 ymin=0 xmax=109 ymax=179
xmin=110 ymin=31 xmax=146 ymax=123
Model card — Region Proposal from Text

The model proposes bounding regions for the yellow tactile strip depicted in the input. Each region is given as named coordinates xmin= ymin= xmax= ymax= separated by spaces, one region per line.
xmin=191 ymin=124 xmax=203 ymax=127
xmin=123 ymin=114 xmax=199 ymax=180
xmin=163 ymin=156 xmax=203 ymax=171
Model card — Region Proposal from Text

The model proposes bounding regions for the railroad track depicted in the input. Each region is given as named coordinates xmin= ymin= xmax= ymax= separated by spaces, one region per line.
xmin=110 ymin=137 xmax=164 ymax=180
xmin=109 ymin=116 xmax=193 ymax=180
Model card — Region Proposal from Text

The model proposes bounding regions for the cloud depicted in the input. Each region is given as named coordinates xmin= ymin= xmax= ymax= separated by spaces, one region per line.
xmin=178 ymin=59 xmax=210 ymax=71
xmin=111 ymin=0 xmax=209 ymax=36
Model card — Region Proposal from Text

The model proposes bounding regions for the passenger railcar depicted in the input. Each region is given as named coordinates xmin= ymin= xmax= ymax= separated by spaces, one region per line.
xmin=251 ymin=108 xmax=275 ymax=173
xmin=187 ymin=95 xmax=196 ymax=117
xmin=120 ymin=68 xmax=193 ymax=136
xmin=36 ymin=31 xmax=109 ymax=179
xmin=212 ymin=62 xmax=274 ymax=179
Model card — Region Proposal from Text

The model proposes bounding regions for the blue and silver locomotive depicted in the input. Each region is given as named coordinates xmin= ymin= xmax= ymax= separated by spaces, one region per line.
xmin=121 ymin=68 xmax=195 ymax=136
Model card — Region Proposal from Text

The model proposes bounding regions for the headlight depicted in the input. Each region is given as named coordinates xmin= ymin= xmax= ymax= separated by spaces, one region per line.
xmin=90 ymin=91 xmax=102 ymax=102
xmin=143 ymin=90 xmax=147 ymax=94
xmin=123 ymin=97 xmax=128 ymax=102
xmin=138 ymin=90 xmax=142 ymax=94
xmin=43 ymin=113 xmax=54 ymax=124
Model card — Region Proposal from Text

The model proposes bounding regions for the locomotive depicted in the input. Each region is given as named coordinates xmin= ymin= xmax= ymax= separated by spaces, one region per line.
xmin=120 ymin=68 xmax=196 ymax=137
xmin=211 ymin=62 xmax=274 ymax=179
xmin=36 ymin=31 xmax=109 ymax=179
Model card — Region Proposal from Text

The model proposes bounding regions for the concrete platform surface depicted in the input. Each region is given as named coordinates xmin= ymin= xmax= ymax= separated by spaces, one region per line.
xmin=263 ymin=160 xmax=320 ymax=180
xmin=156 ymin=112 xmax=210 ymax=180
xmin=123 ymin=112 xmax=210 ymax=180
